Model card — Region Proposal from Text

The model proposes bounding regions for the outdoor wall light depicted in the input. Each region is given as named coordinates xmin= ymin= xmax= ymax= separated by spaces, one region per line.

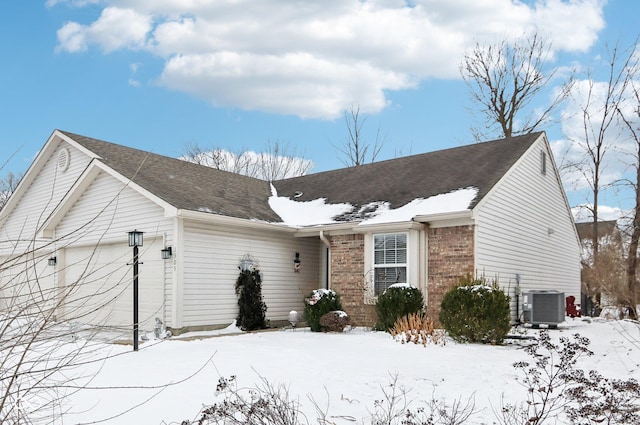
xmin=128 ymin=229 xmax=144 ymax=247
xmin=161 ymin=246 xmax=173 ymax=259
xmin=48 ymin=256 xmax=57 ymax=266
xmin=294 ymin=252 xmax=301 ymax=272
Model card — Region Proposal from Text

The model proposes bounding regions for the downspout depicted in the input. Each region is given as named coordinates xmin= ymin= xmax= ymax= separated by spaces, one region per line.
xmin=319 ymin=230 xmax=330 ymax=247
xmin=320 ymin=231 xmax=330 ymax=290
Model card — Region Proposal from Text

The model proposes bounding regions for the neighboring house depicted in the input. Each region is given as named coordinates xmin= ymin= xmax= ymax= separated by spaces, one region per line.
xmin=0 ymin=130 xmax=581 ymax=333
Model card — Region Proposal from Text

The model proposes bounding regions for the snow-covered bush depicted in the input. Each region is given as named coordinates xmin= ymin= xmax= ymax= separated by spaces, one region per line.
xmin=303 ymin=289 xmax=342 ymax=332
xmin=439 ymin=275 xmax=510 ymax=344
xmin=375 ymin=284 xmax=424 ymax=332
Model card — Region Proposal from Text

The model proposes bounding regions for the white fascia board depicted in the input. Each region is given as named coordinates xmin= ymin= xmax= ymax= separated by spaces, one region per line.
xmin=54 ymin=130 xmax=102 ymax=160
xmin=412 ymin=210 xmax=474 ymax=228
xmin=353 ymin=220 xmax=426 ymax=234
xmin=293 ymin=222 xmax=358 ymax=237
xmin=293 ymin=220 xmax=425 ymax=238
xmin=176 ymin=209 xmax=299 ymax=234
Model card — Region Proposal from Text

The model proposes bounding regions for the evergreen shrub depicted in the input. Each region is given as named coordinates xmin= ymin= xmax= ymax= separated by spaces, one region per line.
xmin=235 ymin=269 xmax=267 ymax=331
xmin=303 ymin=289 xmax=342 ymax=332
xmin=375 ymin=285 xmax=424 ymax=332
xmin=439 ymin=275 xmax=510 ymax=344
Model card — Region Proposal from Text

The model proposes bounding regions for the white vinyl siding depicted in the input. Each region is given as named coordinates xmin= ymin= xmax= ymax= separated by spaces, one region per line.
xmin=373 ymin=233 xmax=408 ymax=295
xmin=182 ymin=221 xmax=321 ymax=327
xmin=474 ymin=139 xmax=581 ymax=320
xmin=54 ymin=172 xmax=172 ymax=246
xmin=0 ymin=143 xmax=91 ymax=256
xmin=0 ymin=142 xmax=91 ymax=318
xmin=54 ymin=172 xmax=173 ymax=328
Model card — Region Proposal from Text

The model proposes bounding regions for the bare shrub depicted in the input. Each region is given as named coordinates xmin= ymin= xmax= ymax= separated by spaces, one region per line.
xmin=389 ymin=313 xmax=446 ymax=347
xmin=184 ymin=375 xmax=307 ymax=425
xmin=499 ymin=331 xmax=593 ymax=424
xmin=565 ymin=371 xmax=640 ymax=424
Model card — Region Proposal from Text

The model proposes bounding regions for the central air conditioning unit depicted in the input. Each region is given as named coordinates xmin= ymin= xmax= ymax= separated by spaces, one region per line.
xmin=522 ymin=290 xmax=565 ymax=327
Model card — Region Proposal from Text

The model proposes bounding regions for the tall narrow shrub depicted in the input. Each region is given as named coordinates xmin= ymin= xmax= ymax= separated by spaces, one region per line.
xmin=235 ymin=269 xmax=267 ymax=331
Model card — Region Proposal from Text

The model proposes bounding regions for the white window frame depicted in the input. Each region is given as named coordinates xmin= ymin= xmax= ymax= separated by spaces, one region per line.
xmin=372 ymin=232 xmax=408 ymax=296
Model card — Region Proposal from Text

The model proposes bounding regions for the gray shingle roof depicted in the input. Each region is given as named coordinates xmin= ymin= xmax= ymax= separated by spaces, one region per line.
xmin=272 ymin=132 xmax=542 ymax=219
xmin=575 ymin=220 xmax=620 ymax=242
xmin=62 ymin=131 xmax=281 ymax=222
xmin=61 ymin=130 xmax=542 ymax=225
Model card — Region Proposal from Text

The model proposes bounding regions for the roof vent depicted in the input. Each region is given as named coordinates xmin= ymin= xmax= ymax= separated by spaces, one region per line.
xmin=57 ymin=148 xmax=70 ymax=172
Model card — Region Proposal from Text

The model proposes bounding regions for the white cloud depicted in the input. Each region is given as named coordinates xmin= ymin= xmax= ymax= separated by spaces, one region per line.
xmin=552 ymin=78 xmax=639 ymax=198
xmin=46 ymin=0 xmax=99 ymax=7
xmin=57 ymin=7 xmax=152 ymax=53
xmin=53 ymin=0 xmax=606 ymax=119
xmin=572 ymin=204 xmax=627 ymax=223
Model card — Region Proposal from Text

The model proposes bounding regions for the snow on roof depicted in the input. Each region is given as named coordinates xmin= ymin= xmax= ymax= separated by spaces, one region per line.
xmin=358 ymin=187 xmax=478 ymax=225
xmin=268 ymin=184 xmax=478 ymax=227
xmin=268 ymin=184 xmax=353 ymax=226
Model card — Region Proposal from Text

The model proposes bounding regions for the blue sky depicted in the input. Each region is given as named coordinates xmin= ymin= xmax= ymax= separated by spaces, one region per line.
xmin=1 ymin=0 xmax=638 ymax=219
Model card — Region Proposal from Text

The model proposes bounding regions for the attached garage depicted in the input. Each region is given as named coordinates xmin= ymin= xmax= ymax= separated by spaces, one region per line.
xmin=60 ymin=238 xmax=165 ymax=330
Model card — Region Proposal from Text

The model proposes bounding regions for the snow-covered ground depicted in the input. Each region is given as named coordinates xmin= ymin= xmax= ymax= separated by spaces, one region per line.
xmin=30 ymin=318 xmax=640 ymax=424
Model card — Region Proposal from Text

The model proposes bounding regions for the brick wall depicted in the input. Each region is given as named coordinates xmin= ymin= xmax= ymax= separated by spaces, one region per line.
xmin=427 ymin=225 xmax=475 ymax=322
xmin=328 ymin=234 xmax=376 ymax=326
xmin=327 ymin=226 xmax=475 ymax=328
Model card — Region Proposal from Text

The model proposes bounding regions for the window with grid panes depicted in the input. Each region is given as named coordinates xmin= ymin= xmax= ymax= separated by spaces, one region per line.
xmin=373 ymin=233 xmax=407 ymax=295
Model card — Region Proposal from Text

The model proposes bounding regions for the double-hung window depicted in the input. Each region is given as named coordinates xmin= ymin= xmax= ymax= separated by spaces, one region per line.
xmin=373 ymin=233 xmax=407 ymax=295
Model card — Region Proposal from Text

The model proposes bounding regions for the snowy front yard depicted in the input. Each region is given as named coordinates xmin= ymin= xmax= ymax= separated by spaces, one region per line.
xmin=23 ymin=319 xmax=640 ymax=424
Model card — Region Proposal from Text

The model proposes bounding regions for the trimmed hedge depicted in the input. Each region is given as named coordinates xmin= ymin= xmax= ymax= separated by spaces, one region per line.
xmin=375 ymin=285 xmax=424 ymax=332
xmin=439 ymin=275 xmax=510 ymax=344
xmin=304 ymin=289 xmax=342 ymax=332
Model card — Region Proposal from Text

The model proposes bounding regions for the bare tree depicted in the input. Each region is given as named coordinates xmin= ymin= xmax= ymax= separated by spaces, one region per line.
xmin=0 ymin=155 xmax=202 ymax=423
xmin=580 ymin=230 xmax=627 ymax=312
xmin=461 ymin=32 xmax=572 ymax=141
xmin=617 ymin=53 xmax=640 ymax=316
xmin=333 ymin=105 xmax=385 ymax=166
xmin=181 ymin=140 xmax=312 ymax=180
xmin=565 ymin=42 xmax=637 ymax=286
xmin=0 ymin=171 xmax=22 ymax=210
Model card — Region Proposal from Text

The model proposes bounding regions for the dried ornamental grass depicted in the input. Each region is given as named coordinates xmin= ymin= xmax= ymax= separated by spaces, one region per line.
xmin=390 ymin=313 xmax=446 ymax=347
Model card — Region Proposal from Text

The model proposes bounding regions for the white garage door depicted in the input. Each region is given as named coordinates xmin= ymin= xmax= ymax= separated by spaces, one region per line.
xmin=61 ymin=238 xmax=165 ymax=331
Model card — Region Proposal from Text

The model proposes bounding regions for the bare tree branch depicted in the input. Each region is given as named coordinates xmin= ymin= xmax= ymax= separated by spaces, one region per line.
xmin=332 ymin=105 xmax=385 ymax=167
xmin=461 ymin=32 xmax=572 ymax=141
xmin=181 ymin=140 xmax=312 ymax=180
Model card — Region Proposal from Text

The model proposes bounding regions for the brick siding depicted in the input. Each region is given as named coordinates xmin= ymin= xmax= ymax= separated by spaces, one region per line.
xmin=327 ymin=226 xmax=475 ymax=328
xmin=426 ymin=225 xmax=475 ymax=322
xmin=328 ymin=234 xmax=376 ymax=326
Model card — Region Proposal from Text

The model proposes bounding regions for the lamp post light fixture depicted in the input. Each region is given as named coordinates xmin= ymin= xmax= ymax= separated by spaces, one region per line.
xmin=47 ymin=256 xmax=57 ymax=266
xmin=128 ymin=230 xmax=144 ymax=351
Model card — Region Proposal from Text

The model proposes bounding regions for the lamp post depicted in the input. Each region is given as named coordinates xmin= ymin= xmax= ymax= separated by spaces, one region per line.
xmin=128 ymin=230 xmax=144 ymax=351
